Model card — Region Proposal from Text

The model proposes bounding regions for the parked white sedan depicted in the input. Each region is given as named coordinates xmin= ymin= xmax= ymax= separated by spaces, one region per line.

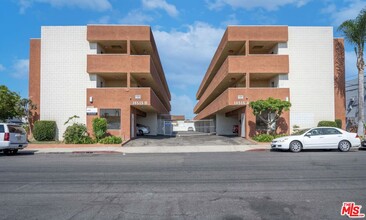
xmin=271 ymin=127 xmax=360 ymax=152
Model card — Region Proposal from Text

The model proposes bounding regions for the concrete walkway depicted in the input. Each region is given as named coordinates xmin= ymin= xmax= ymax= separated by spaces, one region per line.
xmin=25 ymin=144 xmax=269 ymax=154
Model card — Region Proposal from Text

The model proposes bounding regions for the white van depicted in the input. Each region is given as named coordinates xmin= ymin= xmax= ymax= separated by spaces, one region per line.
xmin=0 ymin=123 xmax=28 ymax=155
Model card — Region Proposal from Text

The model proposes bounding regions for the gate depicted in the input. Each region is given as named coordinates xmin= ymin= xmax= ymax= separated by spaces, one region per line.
xmin=193 ymin=119 xmax=216 ymax=134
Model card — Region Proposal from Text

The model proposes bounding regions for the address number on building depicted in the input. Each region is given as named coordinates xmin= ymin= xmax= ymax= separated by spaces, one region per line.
xmin=132 ymin=101 xmax=148 ymax=105
xmin=233 ymin=101 xmax=247 ymax=105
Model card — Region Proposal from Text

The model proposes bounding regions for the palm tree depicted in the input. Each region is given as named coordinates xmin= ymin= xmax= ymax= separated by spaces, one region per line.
xmin=338 ymin=8 xmax=366 ymax=136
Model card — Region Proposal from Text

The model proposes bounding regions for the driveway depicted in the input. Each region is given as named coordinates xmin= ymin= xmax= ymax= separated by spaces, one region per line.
xmin=125 ymin=132 xmax=253 ymax=147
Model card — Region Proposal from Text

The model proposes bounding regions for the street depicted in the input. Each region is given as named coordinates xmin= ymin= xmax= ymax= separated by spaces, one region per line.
xmin=0 ymin=150 xmax=365 ymax=220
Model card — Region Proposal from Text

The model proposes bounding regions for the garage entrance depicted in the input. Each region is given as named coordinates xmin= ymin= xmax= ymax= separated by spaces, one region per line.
xmin=171 ymin=119 xmax=216 ymax=136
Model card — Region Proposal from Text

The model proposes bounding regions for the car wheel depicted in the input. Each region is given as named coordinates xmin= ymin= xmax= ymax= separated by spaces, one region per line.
xmin=3 ymin=150 xmax=10 ymax=155
xmin=338 ymin=140 xmax=351 ymax=152
xmin=289 ymin=141 xmax=302 ymax=153
xmin=11 ymin=149 xmax=18 ymax=155
xmin=138 ymin=130 xmax=144 ymax=136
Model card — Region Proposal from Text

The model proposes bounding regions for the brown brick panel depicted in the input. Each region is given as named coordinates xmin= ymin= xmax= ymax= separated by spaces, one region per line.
xmin=150 ymin=30 xmax=171 ymax=100
xmin=228 ymin=26 xmax=288 ymax=41
xmin=196 ymin=30 xmax=228 ymax=99
xmin=195 ymin=89 xmax=230 ymax=120
xmin=194 ymin=58 xmax=230 ymax=113
xmin=333 ymin=38 xmax=346 ymax=128
xmin=87 ymin=25 xmax=150 ymax=41
xmin=87 ymin=55 xmax=149 ymax=73
xmin=149 ymin=89 xmax=169 ymax=114
xmin=29 ymin=39 xmax=41 ymax=128
xmin=149 ymin=58 xmax=171 ymax=111
xmin=229 ymin=55 xmax=289 ymax=73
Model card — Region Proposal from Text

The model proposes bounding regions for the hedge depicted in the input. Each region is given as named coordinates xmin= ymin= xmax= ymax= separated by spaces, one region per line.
xmin=99 ymin=136 xmax=122 ymax=144
xmin=335 ymin=119 xmax=342 ymax=129
xmin=252 ymin=134 xmax=287 ymax=142
xmin=317 ymin=121 xmax=338 ymax=128
xmin=33 ymin=120 xmax=57 ymax=141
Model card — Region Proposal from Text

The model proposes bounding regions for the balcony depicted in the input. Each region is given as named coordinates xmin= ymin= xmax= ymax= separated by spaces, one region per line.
xmin=194 ymin=55 xmax=289 ymax=113
xmin=87 ymin=88 xmax=168 ymax=114
xmin=87 ymin=54 xmax=170 ymax=111
xmin=195 ymin=88 xmax=290 ymax=120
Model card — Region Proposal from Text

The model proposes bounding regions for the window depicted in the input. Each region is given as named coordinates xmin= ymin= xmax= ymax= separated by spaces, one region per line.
xmin=321 ymin=128 xmax=342 ymax=135
xmin=0 ymin=125 xmax=4 ymax=133
xmin=308 ymin=128 xmax=323 ymax=136
xmin=100 ymin=109 xmax=121 ymax=130
xmin=8 ymin=125 xmax=26 ymax=134
xmin=256 ymin=111 xmax=275 ymax=131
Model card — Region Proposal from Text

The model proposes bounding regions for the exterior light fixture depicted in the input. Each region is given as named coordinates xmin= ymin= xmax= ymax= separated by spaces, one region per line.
xmin=89 ymin=96 xmax=93 ymax=103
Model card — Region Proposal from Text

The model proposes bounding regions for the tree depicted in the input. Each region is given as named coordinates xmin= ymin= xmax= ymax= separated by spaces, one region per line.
xmin=19 ymin=98 xmax=37 ymax=134
xmin=249 ymin=97 xmax=291 ymax=135
xmin=338 ymin=8 xmax=366 ymax=136
xmin=0 ymin=85 xmax=23 ymax=122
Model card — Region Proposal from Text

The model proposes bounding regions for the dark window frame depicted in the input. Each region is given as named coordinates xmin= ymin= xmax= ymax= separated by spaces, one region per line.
xmin=100 ymin=109 xmax=121 ymax=130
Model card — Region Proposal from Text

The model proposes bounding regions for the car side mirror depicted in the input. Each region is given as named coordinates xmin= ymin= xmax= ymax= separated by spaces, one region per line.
xmin=305 ymin=133 xmax=311 ymax=137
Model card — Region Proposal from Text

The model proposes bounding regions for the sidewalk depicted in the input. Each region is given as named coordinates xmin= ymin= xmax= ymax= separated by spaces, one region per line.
xmin=26 ymin=144 xmax=270 ymax=154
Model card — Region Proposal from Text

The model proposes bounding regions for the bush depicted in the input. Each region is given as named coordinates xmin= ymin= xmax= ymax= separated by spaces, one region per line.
xmin=335 ymin=119 xmax=342 ymax=129
xmin=63 ymin=123 xmax=95 ymax=144
xmin=99 ymin=136 xmax=122 ymax=144
xmin=33 ymin=120 xmax=56 ymax=141
xmin=252 ymin=134 xmax=287 ymax=142
xmin=317 ymin=121 xmax=337 ymax=128
xmin=252 ymin=134 xmax=275 ymax=142
xmin=92 ymin=118 xmax=107 ymax=141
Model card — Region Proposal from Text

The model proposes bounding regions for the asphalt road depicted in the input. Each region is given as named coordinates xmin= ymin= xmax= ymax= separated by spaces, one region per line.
xmin=0 ymin=150 xmax=365 ymax=220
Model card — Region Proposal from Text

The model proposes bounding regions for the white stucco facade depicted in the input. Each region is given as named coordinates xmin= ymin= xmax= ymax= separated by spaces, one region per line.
xmin=277 ymin=27 xmax=335 ymax=129
xmin=40 ymin=26 xmax=97 ymax=140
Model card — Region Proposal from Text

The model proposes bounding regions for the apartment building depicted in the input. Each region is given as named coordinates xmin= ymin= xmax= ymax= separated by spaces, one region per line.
xmin=29 ymin=25 xmax=171 ymax=141
xmin=194 ymin=26 xmax=345 ymax=138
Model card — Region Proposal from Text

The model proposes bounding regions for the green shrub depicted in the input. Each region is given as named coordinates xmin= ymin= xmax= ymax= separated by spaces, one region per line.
xmin=33 ymin=120 xmax=56 ymax=141
xmin=335 ymin=119 xmax=342 ymax=129
xmin=317 ymin=121 xmax=337 ymax=127
xmin=252 ymin=134 xmax=288 ymax=142
xmin=63 ymin=123 xmax=95 ymax=144
xmin=99 ymin=136 xmax=122 ymax=144
xmin=252 ymin=134 xmax=275 ymax=142
xmin=92 ymin=118 xmax=107 ymax=141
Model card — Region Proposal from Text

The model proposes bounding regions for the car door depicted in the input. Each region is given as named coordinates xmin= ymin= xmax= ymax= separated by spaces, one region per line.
xmin=319 ymin=128 xmax=343 ymax=148
xmin=303 ymin=128 xmax=327 ymax=149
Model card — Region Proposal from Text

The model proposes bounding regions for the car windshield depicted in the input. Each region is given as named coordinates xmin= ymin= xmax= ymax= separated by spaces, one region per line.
xmin=291 ymin=128 xmax=310 ymax=136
